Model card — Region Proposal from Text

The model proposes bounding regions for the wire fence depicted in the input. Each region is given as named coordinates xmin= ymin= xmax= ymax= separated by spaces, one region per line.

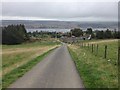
xmin=79 ymin=42 xmax=118 ymax=65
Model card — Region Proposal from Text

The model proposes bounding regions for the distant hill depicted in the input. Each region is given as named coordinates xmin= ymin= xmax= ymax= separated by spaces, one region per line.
xmin=1 ymin=20 xmax=118 ymax=30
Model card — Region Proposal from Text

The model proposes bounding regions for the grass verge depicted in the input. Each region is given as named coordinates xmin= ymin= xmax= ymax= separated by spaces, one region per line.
xmin=2 ymin=47 xmax=57 ymax=89
xmin=68 ymin=45 xmax=118 ymax=88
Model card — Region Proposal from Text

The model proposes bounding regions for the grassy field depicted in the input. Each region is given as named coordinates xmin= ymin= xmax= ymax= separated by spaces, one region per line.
xmin=79 ymin=39 xmax=118 ymax=65
xmin=2 ymin=38 xmax=60 ymax=75
xmin=1 ymin=38 xmax=61 ymax=88
xmin=68 ymin=39 xmax=118 ymax=88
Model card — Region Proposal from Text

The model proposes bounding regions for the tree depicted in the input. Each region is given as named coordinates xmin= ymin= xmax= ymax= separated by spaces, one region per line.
xmin=2 ymin=24 xmax=29 ymax=45
xmin=104 ymin=29 xmax=112 ymax=39
xmin=86 ymin=28 xmax=93 ymax=34
xmin=86 ymin=28 xmax=95 ymax=39
xmin=96 ymin=30 xmax=104 ymax=39
xmin=113 ymin=30 xmax=120 ymax=39
xmin=71 ymin=28 xmax=83 ymax=37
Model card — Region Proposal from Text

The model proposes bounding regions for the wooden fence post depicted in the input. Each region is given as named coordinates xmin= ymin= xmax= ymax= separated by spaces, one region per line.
xmin=104 ymin=45 xmax=107 ymax=58
xmin=94 ymin=44 xmax=95 ymax=53
xmin=96 ymin=44 xmax=98 ymax=56
xmin=92 ymin=44 xmax=93 ymax=53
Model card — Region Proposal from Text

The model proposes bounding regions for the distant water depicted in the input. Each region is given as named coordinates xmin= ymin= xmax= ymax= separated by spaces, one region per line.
xmin=26 ymin=28 xmax=118 ymax=33
xmin=26 ymin=29 xmax=70 ymax=33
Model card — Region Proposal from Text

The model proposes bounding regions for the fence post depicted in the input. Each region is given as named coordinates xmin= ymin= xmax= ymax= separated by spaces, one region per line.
xmin=104 ymin=45 xmax=107 ymax=59
xmin=92 ymin=44 xmax=93 ymax=53
xmin=96 ymin=44 xmax=98 ymax=56
xmin=94 ymin=44 xmax=95 ymax=53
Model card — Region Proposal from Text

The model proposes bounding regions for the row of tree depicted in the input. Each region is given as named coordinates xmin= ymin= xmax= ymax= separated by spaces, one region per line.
xmin=95 ymin=29 xmax=120 ymax=39
xmin=2 ymin=24 xmax=29 ymax=45
xmin=28 ymin=31 xmax=62 ymax=38
xmin=69 ymin=28 xmax=120 ymax=39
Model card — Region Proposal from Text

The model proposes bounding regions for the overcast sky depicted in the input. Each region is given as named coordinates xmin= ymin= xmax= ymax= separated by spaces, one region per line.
xmin=1 ymin=0 xmax=119 ymax=22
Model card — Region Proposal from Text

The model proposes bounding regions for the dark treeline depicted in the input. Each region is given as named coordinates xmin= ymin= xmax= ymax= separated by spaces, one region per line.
xmin=2 ymin=24 xmax=29 ymax=45
xmin=68 ymin=28 xmax=120 ymax=39
xmin=95 ymin=29 xmax=120 ymax=39
xmin=28 ymin=31 xmax=62 ymax=38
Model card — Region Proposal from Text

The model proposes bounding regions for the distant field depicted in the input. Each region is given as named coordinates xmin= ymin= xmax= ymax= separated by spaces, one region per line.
xmin=68 ymin=39 xmax=118 ymax=88
xmin=2 ymin=38 xmax=60 ymax=76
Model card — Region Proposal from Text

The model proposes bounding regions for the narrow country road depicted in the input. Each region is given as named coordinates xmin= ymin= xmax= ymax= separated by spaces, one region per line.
xmin=9 ymin=44 xmax=84 ymax=88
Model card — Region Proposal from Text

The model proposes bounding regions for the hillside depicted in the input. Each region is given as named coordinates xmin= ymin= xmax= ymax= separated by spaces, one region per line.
xmin=1 ymin=20 xmax=118 ymax=30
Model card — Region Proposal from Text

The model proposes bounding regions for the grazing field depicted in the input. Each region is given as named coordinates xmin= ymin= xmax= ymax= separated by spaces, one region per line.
xmin=68 ymin=39 xmax=118 ymax=88
xmin=2 ymin=38 xmax=60 ymax=76
xmin=79 ymin=39 xmax=118 ymax=65
xmin=2 ymin=38 xmax=60 ymax=88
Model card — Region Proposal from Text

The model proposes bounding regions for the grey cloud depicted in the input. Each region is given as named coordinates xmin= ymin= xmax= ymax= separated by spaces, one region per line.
xmin=2 ymin=2 xmax=118 ymax=21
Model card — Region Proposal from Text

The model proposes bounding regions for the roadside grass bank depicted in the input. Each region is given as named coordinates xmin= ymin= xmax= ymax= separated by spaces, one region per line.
xmin=68 ymin=44 xmax=118 ymax=88
xmin=2 ymin=47 xmax=57 ymax=89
